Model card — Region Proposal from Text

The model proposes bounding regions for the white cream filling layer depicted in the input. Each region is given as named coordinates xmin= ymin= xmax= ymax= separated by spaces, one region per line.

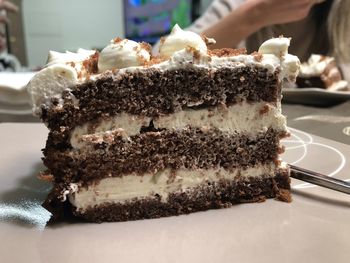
xmin=70 ymin=101 xmax=287 ymax=149
xmin=69 ymin=163 xmax=282 ymax=211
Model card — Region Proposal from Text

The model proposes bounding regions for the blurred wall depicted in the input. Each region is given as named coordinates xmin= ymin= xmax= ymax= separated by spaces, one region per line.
xmin=8 ymin=0 xmax=27 ymax=66
xmin=22 ymin=0 xmax=125 ymax=67
xmin=200 ymin=0 xmax=212 ymax=13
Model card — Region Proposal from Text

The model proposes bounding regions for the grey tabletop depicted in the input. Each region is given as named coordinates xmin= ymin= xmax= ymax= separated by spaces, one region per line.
xmin=283 ymin=101 xmax=350 ymax=145
xmin=1 ymin=101 xmax=350 ymax=263
xmin=1 ymin=123 xmax=350 ymax=263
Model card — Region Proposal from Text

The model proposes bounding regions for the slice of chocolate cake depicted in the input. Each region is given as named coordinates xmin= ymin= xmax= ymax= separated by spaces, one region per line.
xmin=297 ymin=54 xmax=349 ymax=91
xmin=27 ymin=25 xmax=300 ymax=223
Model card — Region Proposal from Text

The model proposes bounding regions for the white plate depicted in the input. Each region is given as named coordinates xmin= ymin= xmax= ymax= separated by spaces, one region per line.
xmin=283 ymin=87 xmax=350 ymax=106
xmin=0 ymin=124 xmax=350 ymax=263
xmin=0 ymin=72 xmax=34 ymax=115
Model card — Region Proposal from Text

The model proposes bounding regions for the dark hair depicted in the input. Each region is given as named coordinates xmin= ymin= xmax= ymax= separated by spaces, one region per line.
xmin=311 ymin=0 xmax=334 ymax=56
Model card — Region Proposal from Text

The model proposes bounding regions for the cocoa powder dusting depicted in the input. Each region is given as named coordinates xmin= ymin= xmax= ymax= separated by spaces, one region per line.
xmin=186 ymin=46 xmax=201 ymax=61
xmin=259 ymin=104 xmax=270 ymax=115
xmin=201 ymin=34 xmax=216 ymax=46
xmin=144 ymin=56 xmax=166 ymax=67
xmin=82 ymin=52 xmax=99 ymax=75
xmin=209 ymin=48 xmax=247 ymax=57
xmin=251 ymin=51 xmax=263 ymax=62
xmin=140 ymin=42 xmax=152 ymax=53
xmin=38 ymin=171 xmax=54 ymax=182
xmin=113 ymin=37 xmax=123 ymax=44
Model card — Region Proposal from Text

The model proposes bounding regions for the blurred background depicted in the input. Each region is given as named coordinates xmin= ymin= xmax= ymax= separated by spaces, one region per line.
xmin=0 ymin=0 xmax=214 ymax=121
xmin=8 ymin=0 xmax=212 ymax=68
xmin=1 ymin=0 xmax=350 ymax=144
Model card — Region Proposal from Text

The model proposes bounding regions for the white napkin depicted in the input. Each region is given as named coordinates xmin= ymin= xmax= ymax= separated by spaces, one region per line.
xmin=0 ymin=72 xmax=35 ymax=105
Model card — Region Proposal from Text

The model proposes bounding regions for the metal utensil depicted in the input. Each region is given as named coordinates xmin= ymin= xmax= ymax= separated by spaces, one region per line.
xmin=290 ymin=164 xmax=350 ymax=194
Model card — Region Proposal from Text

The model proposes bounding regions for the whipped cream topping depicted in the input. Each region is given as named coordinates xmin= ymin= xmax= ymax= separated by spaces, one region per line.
xmin=27 ymin=64 xmax=78 ymax=113
xmin=27 ymin=25 xmax=300 ymax=115
xmin=98 ymin=39 xmax=151 ymax=72
xmin=159 ymin=24 xmax=208 ymax=59
xmin=299 ymin=54 xmax=349 ymax=90
xmin=27 ymin=49 xmax=96 ymax=113
xmin=46 ymin=48 xmax=95 ymax=67
xmin=300 ymin=54 xmax=334 ymax=76
xmin=46 ymin=49 xmax=96 ymax=79
xmin=258 ymin=37 xmax=290 ymax=57
xmin=259 ymin=37 xmax=300 ymax=81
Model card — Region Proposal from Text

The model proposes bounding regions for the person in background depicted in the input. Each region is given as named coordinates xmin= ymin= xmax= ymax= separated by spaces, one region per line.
xmin=187 ymin=0 xmax=350 ymax=80
xmin=0 ymin=0 xmax=18 ymax=52
xmin=0 ymin=0 xmax=19 ymax=71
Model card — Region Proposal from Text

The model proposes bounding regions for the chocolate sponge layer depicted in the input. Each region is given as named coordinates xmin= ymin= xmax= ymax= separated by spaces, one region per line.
xmin=43 ymin=127 xmax=287 ymax=186
xmin=41 ymin=66 xmax=280 ymax=146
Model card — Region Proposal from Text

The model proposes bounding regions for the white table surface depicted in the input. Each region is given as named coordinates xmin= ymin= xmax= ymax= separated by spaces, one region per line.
xmin=0 ymin=123 xmax=349 ymax=263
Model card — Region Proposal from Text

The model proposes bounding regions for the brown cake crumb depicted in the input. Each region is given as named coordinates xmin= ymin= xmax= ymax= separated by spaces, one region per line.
xmin=217 ymin=102 xmax=228 ymax=112
xmin=137 ymin=54 xmax=148 ymax=66
xmin=186 ymin=46 xmax=201 ymax=61
xmin=144 ymin=56 xmax=167 ymax=67
xmin=278 ymin=145 xmax=286 ymax=154
xmin=251 ymin=51 xmax=263 ymax=62
xmin=209 ymin=48 xmax=247 ymax=57
xmin=275 ymin=188 xmax=292 ymax=202
xmin=201 ymin=34 xmax=216 ymax=46
xmin=68 ymin=62 xmax=76 ymax=68
xmin=77 ymin=71 xmax=83 ymax=79
xmin=166 ymin=170 xmax=177 ymax=184
xmin=82 ymin=51 xmax=99 ymax=75
xmin=38 ymin=171 xmax=54 ymax=182
xmin=140 ymin=42 xmax=152 ymax=53
xmin=274 ymin=159 xmax=282 ymax=166
xmin=259 ymin=104 xmax=270 ymax=115
xmin=113 ymin=37 xmax=123 ymax=44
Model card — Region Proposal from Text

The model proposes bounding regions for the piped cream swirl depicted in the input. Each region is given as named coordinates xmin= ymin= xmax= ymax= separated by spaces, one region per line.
xmin=46 ymin=49 xmax=95 ymax=67
xmin=159 ymin=24 xmax=208 ymax=59
xmin=259 ymin=37 xmax=300 ymax=81
xmin=98 ymin=39 xmax=151 ymax=72
xmin=27 ymin=48 xmax=96 ymax=113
